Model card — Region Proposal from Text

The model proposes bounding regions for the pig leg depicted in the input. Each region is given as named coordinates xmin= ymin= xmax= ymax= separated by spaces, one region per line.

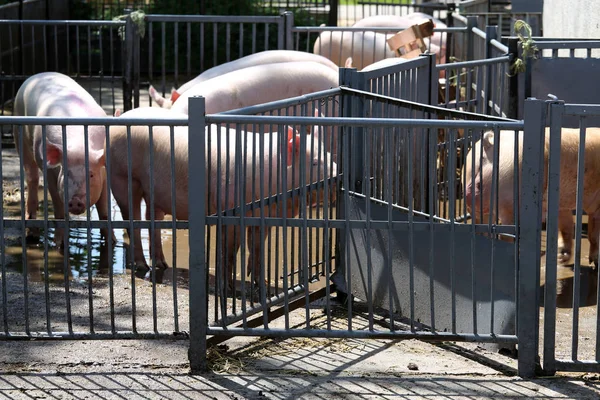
xmin=222 ymin=225 xmax=242 ymax=295
xmin=557 ymin=209 xmax=574 ymax=265
xmin=46 ymin=167 xmax=66 ymax=251
xmin=112 ymin=176 xmax=148 ymax=270
xmin=246 ymin=225 xmax=272 ymax=287
xmin=588 ymin=209 xmax=600 ymax=268
xmin=15 ymin=131 xmax=40 ymax=240
xmin=145 ymin=204 xmax=168 ymax=269
xmin=96 ymin=174 xmax=116 ymax=244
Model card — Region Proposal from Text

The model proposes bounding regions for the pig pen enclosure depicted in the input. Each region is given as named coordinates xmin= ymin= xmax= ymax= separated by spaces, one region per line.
xmin=0 ymin=9 xmax=600 ymax=378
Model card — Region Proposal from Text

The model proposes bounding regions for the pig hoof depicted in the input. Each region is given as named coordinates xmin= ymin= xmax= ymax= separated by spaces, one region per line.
xmin=558 ymin=251 xmax=572 ymax=265
xmin=101 ymin=230 xmax=117 ymax=245
xmin=25 ymin=227 xmax=41 ymax=242
xmin=133 ymin=262 xmax=150 ymax=279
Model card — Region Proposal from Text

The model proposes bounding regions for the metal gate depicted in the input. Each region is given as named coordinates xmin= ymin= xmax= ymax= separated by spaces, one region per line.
xmin=541 ymin=100 xmax=600 ymax=375
xmin=184 ymin=92 xmax=554 ymax=379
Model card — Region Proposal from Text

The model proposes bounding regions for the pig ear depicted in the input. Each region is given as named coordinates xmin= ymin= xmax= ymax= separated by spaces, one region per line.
xmin=287 ymin=133 xmax=301 ymax=167
xmin=46 ymin=141 xmax=63 ymax=168
xmin=345 ymin=57 xmax=353 ymax=68
xmin=114 ymin=108 xmax=122 ymax=117
xmin=149 ymin=85 xmax=167 ymax=107
xmin=483 ymin=131 xmax=494 ymax=149
xmin=170 ymin=89 xmax=181 ymax=103
xmin=287 ymin=126 xmax=296 ymax=141
xmin=91 ymin=149 xmax=106 ymax=167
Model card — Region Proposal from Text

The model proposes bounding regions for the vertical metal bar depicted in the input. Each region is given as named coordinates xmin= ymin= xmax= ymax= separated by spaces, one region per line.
xmin=39 ymin=124 xmax=51 ymax=335
xmin=571 ymin=117 xmax=587 ymax=361
xmin=174 ymin=22 xmax=179 ymax=90
xmin=484 ymin=26 xmax=498 ymax=116
xmin=123 ymin=15 xmax=133 ymax=112
xmin=169 ymin=125 xmax=179 ymax=332
xmin=188 ymin=96 xmax=208 ymax=372
xmin=283 ymin=11 xmax=294 ymax=50
xmin=133 ymin=21 xmax=140 ymax=109
xmin=161 ymin=22 xmax=166 ymax=99
xmin=518 ymin=98 xmax=545 ymax=378
xmin=466 ymin=16 xmax=477 ymax=62
xmin=148 ymin=124 xmax=158 ymax=334
xmin=363 ymin=111 xmax=374 ymax=331
xmin=104 ymin=124 xmax=115 ymax=334
xmin=0 ymin=132 xmax=7 ymax=334
xmin=187 ymin=22 xmax=191 ymax=82
xmin=125 ymin=124 xmax=137 ymax=333
xmin=58 ymin=125 xmax=72 ymax=334
xmin=148 ymin=22 xmax=153 ymax=106
xmin=84 ymin=125 xmax=94 ymax=334
xmin=17 ymin=127 xmax=30 ymax=335
xmin=543 ymin=101 xmax=564 ymax=374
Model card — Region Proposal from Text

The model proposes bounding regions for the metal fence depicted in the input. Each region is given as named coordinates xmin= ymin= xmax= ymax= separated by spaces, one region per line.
xmin=1 ymin=12 xmax=516 ymax=146
xmin=437 ymin=26 xmax=513 ymax=119
xmin=136 ymin=14 xmax=291 ymax=110
xmin=339 ymin=1 xmax=453 ymax=27
xmin=2 ymin=78 xmax=594 ymax=378
xmin=541 ymin=101 xmax=600 ymax=375
xmin=1 ymin=113 xmax=190 ymax=339
xmin=185 ymin=94 xmax=547 ymax=377
xmin=0 ymin=19 xmax=125 ymax=138
xmin=457 ymin=0 xmax=543 ymax=36
xmin=518 ymin=38 xmax=600 ymax=125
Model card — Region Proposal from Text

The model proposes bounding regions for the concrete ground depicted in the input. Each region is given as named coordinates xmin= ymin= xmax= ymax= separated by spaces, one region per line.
xmin=2 ymin=335 xmax=600 ymax=399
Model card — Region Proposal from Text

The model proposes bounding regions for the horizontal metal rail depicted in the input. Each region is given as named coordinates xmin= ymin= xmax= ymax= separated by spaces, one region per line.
xmin=338 ymin=86 xmax=519 ymax=122
xmin=220 ymin=88 xmax=342 ymax=115
xmin=0 ymin=332 xmax=189 ymax=340
xmin=0 ymin=19 xmax=125 ymax=26
xmin=144 ymin=14 xmax=285 ymax=23
xmin=206 ymin=327 xmax=519 ymax=343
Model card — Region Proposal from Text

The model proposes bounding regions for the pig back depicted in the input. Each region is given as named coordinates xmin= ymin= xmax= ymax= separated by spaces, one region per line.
xmin=171 ymin=61 xmax=339 ymax=115
xmin=109 ymin=123 xmax=191 ymax=220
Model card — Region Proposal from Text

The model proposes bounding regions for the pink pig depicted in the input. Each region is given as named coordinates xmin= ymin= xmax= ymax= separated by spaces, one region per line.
xmin=352 ymin=13 xmax=447 ymax=64
xmin=168 ymin=61 xmax=339 ymax=115
xmin=108 ymin=107 xmax=337 ymax=289
xmin=148 ymin=50 xmax=339 ymax=108
xmin=12 ymin=72 xmax=112 ymax=247
xmin=463 ymin=128 xmax=600 ymax=266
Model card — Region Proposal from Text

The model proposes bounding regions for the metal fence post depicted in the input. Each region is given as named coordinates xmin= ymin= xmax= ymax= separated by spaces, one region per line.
xmin=417 ymin=53 xmax=436 ymax=107
xmin=328 ymin=0 xmax=339 ymax=27
xmin=282 ymin=11 xmax=294 ymax=50
xmin=507 ymin=37 xmax=520 ymax=120
xmin=465 ymin=16 xmax=478 ymax=61
xmin=542 ymin=100 xmax=564 ymax=377
xmin=122 ymin=10 xmax=133 ymax=112
xmin=132 ymin=16 xmax=141 ymax=109
xmin=188 ymin=96 xmax=208 ymax=373
xmin=518 ymin=97 xmax=546 ymax=378
xmin=484 ymin=25 xmax=498 ymax=116
xmin=339 ymin=67 xmax=365 ymax=193
xmin=417 ymin=53 xmax=435 ymax=213
xmin=445 ymin=3 xmax=456 ymax=61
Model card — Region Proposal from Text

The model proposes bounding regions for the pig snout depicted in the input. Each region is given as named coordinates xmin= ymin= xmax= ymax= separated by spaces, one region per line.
xmin=68 ymin=196 xmax=86 ymax=215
